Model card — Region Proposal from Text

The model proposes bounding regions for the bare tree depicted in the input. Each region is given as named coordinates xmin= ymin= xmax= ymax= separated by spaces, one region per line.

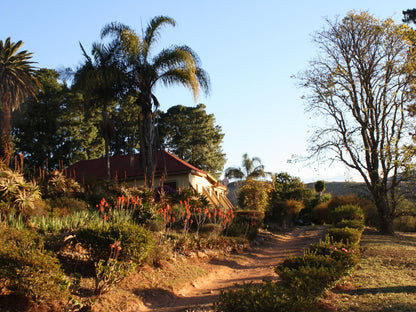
xmin=299 ymin=12 xmax=416 ymax=234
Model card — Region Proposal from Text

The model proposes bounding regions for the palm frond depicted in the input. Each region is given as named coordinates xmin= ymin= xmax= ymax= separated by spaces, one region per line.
xmin=158 ymin=68 xmax=200 ymax=101
xmin=144 ymin=16 xmax=176 ymax=55
xmin=0 ymin=37 xmax=40 ymax=111
xmin=79 ymin=42 xmax=92 ymax=64
xmin=100 ymin=22 xmax=132 ymax=39
xmin=225 ymin=167 xmax=244 ymax=180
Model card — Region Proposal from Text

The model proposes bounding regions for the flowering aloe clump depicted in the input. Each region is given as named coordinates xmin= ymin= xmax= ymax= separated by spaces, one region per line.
xmin=94 ymin=241 xmax=137 ymax=295
xmin=156 ymin=203 xmax=177 ymax=232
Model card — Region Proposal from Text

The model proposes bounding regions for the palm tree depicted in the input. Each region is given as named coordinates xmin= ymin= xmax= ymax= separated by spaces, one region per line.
xmin=0 ymin=38 xmax=40 ymax=166
xmin=101 ymin=16 xmax=210 ymax=187
xmin=225 ymin=153 xmax=266 ymax=181
xmin=73 ymin=41 xmax=126 ymax=179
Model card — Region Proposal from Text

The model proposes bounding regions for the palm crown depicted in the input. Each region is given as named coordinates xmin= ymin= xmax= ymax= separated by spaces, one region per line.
xmin=225 ymin=153 xmax=266 ymax=181
xmin=101 ymin=16 xmax=210 ymax=186
xmin=0 ymin=37 xmax=40 ymax=165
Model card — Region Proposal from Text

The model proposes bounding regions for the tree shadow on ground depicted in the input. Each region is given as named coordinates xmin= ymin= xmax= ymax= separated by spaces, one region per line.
xmin=0 ymin=294 xmax=58 ymax=312
xmin=135 ymin=287 xmax=217 ymax=311
xmin=334 ymin=285 xmax=416 ymax=295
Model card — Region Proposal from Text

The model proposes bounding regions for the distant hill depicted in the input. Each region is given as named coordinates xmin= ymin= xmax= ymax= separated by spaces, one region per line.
xmin=226 ymin=180 xmax=371 ymax=207
xmin=226 ymin=181 xmax=244 ymax=207
xmin=306 ymin=181 xmax=370 ymax=198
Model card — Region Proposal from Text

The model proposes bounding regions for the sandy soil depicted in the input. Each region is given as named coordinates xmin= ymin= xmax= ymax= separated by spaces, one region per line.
xmin=136 ymin=226 xmax=326 ymax=312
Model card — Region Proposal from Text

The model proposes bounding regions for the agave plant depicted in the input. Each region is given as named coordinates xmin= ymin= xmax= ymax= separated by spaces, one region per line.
xmin=47 ymin=170 xmax=81 ymax=196
xmin=0 ymin=165 xmax=41 ymax=215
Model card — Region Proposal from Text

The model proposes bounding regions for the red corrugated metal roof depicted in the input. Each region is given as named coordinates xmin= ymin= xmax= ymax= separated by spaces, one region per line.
xmin=66 ymin=150 xmax=207 ymax=181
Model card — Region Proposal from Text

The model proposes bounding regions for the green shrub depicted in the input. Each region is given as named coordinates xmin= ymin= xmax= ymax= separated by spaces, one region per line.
xmin=275 ymin=253 xmax=346 ymax=298
xmin=276 ymin=263 xmax=343 ymax=299
xmin=394 ymin=216 xmax=416 ymax=232
xmin=326 ymin=195 xmax=371 ymax=212
xmin=330 ymin=204 xmax=364 ymax=224
xmin=45 ymin=197 xmax=89 ymax=216
xmin=311 ymin=202 xmax=331 ymax=224
xmin=0 ymin=228 xmax=69 ymax=303
xmin=214 ymin=281 xmax=317 ymax=312
xmin=309 ymin=237 xmax=360 ymax=269
xmin=335 ymin=219 xmax=365 ymax=231
xmin=76 ymin=221 xmax=155 ymax=263
xmin=267 ymin=199 xmax=304 ymax=228
xmin=238 ymin=180 xmax=271 ymax=212
xmin=227 ymin=210 xmax=264 ymax=240
xmin=200 ymin=223 xmax=223 ymax=238
xmin=327 ymin=227 xmax=362 ymax=245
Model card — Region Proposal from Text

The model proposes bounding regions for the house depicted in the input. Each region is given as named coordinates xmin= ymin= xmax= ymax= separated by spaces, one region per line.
xmin=66 ymin=150 xmax=233 ymax=209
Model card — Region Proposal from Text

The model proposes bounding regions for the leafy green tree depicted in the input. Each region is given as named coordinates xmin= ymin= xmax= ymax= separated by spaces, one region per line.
xmin=110 ymin=95 xmax=140 ymax=155
xmin=12 ymin=69 xmax=104 ymax=169
xmin=158 ymin=104 xmax=225 ymax=178
xmin=271 ymin=172 xmax=308 ymax=201
xmin=73 ymin=42 xmax=126 ymax=178
xmin=101 ymin=16 xmax=210 ymax=187
xmin=298 ymin=12 xmax=416 ymax=234
xmin=267 ymin=172 xmax=313 ymax=227
xmin=0 ymin=38 xmax=40 ymax=166
xmin=403 ymin=9 xmax=416 ymax=24
xmin=12 ymin=69 xmax=64 ymax=168
xmin=56 ymin=91 xmax=105 ymax=165
xmin=237 ymin=179 xmax=271 ymax=211
xmin=225 ymin=153 xmax=266 ymax=181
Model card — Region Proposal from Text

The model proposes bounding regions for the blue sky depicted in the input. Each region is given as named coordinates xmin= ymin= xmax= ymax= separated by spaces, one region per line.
xmin=1 ymin=1 xmax=415 ymax=182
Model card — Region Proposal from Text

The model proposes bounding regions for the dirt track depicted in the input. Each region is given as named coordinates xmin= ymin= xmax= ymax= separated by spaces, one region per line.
xmin=140 ymin=226 xmax=326 ymax=312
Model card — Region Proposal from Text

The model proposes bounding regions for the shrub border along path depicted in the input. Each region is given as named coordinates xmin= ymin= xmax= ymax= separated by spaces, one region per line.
xmin=136 ymin=226 xmax=327 ymax=312
xmin=319 ymin=229 xmax=416 ymax=312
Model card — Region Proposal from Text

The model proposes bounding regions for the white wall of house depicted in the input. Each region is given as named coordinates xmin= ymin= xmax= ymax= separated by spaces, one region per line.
xmin=130 ymin=174 xmax=191 ymax=190
xmin=128 ymin=172 xmax=230 ymax=207
xmin=134 ymin=172 xmax=226 ymax=197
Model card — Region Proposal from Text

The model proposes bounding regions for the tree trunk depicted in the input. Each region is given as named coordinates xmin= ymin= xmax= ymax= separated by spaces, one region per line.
xmin=102 ymin=110 xmax=111 ymax=180
xmin=0 ymin=105 xmax=12 ymax=166
xmin=373 ymin=190 xmax=395 ymax=235
xmin=139 ymin=108 xmax=156 ymax=189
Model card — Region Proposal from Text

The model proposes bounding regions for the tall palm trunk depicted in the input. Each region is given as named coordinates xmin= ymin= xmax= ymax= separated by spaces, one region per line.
xmin=0 ymin=105 xmax=11 ymax=166
xmin=102 ymin=109 xmax=111 ymax=179
xmin=139 ymin=101 xmax=156 ymax=188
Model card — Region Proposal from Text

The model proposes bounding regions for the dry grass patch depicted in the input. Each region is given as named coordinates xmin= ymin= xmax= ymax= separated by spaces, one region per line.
xmin=319 ymin=229 xmax=416 ymax=312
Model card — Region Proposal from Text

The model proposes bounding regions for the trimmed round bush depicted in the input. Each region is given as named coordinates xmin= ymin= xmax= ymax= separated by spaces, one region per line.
xmin=335 ymin=219 xmax=365 ymax=231
xmin=275 ymin=253 xmax=347 ymax=299
xmin=77 ymin=221 xmax=155 ymax=263
xmin=327 ymin=227 xmax=362 ymax=245
xmin=214 ymin=281 xmax=317 ymax=312
xmin=309 ymin=238 xmax=360 ymax=269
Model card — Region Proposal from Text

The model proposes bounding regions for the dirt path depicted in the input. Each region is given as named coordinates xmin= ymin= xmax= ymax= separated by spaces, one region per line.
xmin=140 ymin=226 xmax=326 ymax=312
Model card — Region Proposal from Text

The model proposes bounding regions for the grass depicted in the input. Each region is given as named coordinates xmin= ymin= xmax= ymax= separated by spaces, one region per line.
xmin=319 ymin=228 xmax=416 ymax=312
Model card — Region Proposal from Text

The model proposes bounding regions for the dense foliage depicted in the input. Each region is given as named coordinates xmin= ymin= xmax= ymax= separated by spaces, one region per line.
xmin=12 ymin=68 xmax=105 ymax=168
xmin=158 ymin=104 xmax=225 ymax=178
xmin=0 ymin=227 xmax=69 ymax=303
